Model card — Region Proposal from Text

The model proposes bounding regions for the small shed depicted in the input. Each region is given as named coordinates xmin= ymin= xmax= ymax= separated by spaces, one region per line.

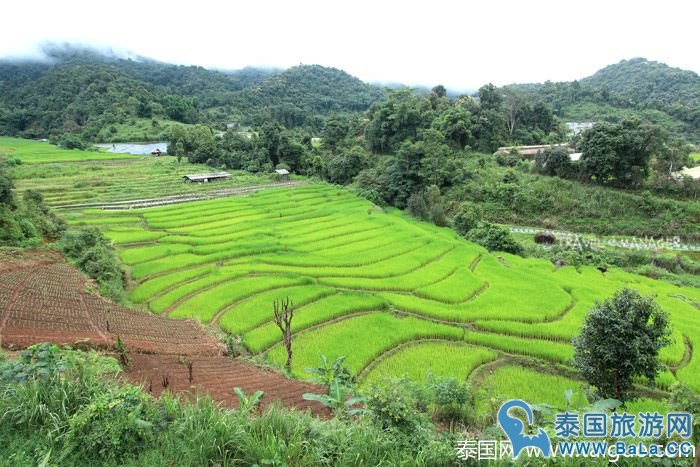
xmin=183 ymin=172 xmax=231 ymax=183
xmin=275 ymin=168 xmax=290 ymax=182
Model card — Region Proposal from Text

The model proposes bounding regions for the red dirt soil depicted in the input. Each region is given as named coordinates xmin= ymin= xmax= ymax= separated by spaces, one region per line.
xmin=0 ymin=252 xmax=329 ymax=417
xmin=125 ymin=354 xmax=326 ymax=414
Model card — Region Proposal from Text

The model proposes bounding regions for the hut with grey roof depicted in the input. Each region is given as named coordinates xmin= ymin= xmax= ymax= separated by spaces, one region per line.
xmin=275 ymin=168 xmax=290 ymax=182
xmin=183 ymin=172 xmax=231 ymax=183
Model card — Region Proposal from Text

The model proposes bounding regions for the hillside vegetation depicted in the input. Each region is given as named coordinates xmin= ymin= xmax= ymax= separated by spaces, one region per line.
xmin=0 ymin=46 xmax=385 ymax=140
xmin=64 ymin=184 xmax=700 ymax=397
xmin=512 ymin=58 xmax=700 ymax=143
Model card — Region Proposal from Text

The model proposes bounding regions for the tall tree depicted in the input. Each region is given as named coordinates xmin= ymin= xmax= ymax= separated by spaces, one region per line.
xmin=573 ymin=288 xmax=671 ymax=402
xmin=579 ymin=118 xmax=664 ymax=187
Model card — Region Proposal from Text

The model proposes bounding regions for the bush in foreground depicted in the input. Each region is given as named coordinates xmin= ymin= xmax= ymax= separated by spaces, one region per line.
xmin=0 ymin=344 xmax=461 ymax=466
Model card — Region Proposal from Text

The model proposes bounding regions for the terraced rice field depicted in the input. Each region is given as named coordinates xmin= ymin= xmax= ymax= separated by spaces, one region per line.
xmin=0 ymin=253 xmax=329 ymax=416
xmin=4 ymin=138 xmax=273 ymax=207
xmin=0 ymin=137 xmax=136 ymax=164
xmin=472 ymin=364 xmax=668 ymax=418
xmin=66 ymin=184 xmax=700 ymax=406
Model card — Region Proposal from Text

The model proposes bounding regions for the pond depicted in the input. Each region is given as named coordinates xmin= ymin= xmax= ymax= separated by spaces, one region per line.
xmin=94 ymin=142 xmax=168 ymax=155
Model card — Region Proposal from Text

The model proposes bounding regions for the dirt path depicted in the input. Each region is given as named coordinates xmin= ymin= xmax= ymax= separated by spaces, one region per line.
xmin=0 ymin=252 xmax=329 ymax=417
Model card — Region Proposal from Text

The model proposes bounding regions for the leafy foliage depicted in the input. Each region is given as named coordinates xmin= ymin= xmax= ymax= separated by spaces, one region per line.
xmin=0 ymin=161 xmax=66 ymax=247
xmin=303 ymin=381 xmax=365 ymax=418
xmin=59 ymin=227 xmax=126 ymax=302
xmin=233 ymin=387 xmax=264 ymax=415
xmin=304 ymin=354 xmax=354 ymax=388
xmin=578 ymin=118 xmax=664 ymax=187
xmin=0 ymin=47 xmax=383 ymax=139
xmin=364 ymin=378 xmax=431 ymax=435
xmin=573 ymin=288 xmax=671 ymax=402
xmin=466 ymin=223 xmax=522 ymax=254
xmin=0 ymin=345 xmax=462 ymax=466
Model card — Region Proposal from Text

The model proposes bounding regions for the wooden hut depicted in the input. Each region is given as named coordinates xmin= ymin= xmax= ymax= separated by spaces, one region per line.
xmin=183 ymin=172 xmax=231 ymax=183
xmin=275 ymin=168 xmax=290 ymax=182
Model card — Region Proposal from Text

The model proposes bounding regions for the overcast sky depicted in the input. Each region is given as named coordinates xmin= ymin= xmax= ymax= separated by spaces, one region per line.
xmin=2 ymin=0 xmax=699 ymax=90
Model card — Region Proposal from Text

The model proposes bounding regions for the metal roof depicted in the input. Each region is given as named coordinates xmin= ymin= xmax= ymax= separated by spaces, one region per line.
xmin=275 ymin=169 xmax=290 ymax=175
xmin=183 ymin=172 xmax=231 ymax=181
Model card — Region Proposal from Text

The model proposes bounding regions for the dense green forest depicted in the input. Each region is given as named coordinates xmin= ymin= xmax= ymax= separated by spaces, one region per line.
xmin=511 ymin=58 xmax=700 ymax=143
xmin=0 ymin=46 xmax=384 ymax=139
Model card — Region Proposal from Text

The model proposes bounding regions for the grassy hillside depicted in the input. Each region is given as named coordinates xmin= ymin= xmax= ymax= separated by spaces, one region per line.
xmin=64 ymin=184 xmax=700 ymax=400
xmin=0 ymin=137 xmax=136 ymax=164
xmin=3 ymin=138 xmax=273 ymax=205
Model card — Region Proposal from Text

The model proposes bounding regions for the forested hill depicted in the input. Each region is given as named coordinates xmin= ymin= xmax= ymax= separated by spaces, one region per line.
xmin=510 ymin=58 xmax=700 ymax=142
xmin=0 ymin=47 xmax=385 ymax=139
xmin=583 ymin=58 xmax=700 ymax=110
xmin=232 ymin=65 xmax=387 ymax=128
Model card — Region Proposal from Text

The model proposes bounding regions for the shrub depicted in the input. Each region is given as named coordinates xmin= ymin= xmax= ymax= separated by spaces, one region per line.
xmin=21 ymin=190 xmax=66 ymax=241
xmin=467 ymin=222 xmax=522 ymax=254
xmin=406 ymin=191 xmax=428 ymax=220
xmin=63 ymin=385 xmax=164 ymax=461
xmin=452 ymin=201 xmax=482 ymax=236
xmin=364 ymin=378 xmax=431 ymax=435
xmin=57 ymin=134 xmax=89 ymax=151
xmin=60 ymin=228 xmax=126 ymax=302
xmin=495 ymin=152 xmax=519 ymax=167
xmin=427 ymin=375 xmax=471 ymax=423
xmin=534 ymin=147 xmax=573 ymax=178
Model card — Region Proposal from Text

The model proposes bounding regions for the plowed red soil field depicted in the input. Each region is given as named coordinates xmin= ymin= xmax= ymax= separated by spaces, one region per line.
xmin=0 ymin=251 xmax=328 ymax=416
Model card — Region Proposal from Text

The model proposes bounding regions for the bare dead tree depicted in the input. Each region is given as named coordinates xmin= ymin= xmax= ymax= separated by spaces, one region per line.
xmin=273 ymin=297 xmax=294 ymax=372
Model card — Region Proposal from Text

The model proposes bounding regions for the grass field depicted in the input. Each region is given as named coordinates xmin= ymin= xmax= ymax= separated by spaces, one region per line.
xmin=4 ymin=138 xmax=273 ymax=206
xmin=58 ymin=183 xmax=700 ymax=408
xmin=0 ymin=137 xmax=137 ymax=164
xmin=690 ymin=152 xmax=700 ymax=163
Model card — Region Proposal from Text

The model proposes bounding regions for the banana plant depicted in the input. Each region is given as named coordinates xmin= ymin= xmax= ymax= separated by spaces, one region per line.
xmin=303 ymin=381 xmax=364 ymax=418
xmin=233 ymin=387 xmax=265 ymax=415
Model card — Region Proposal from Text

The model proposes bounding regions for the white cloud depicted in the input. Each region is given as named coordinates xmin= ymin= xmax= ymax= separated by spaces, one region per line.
xmin=2 ymin=0 xmax=699 ymax=90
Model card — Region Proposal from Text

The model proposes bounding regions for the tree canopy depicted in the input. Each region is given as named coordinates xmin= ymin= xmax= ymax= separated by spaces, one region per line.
xmin=573 ymin=288 xmax=671 ymax=402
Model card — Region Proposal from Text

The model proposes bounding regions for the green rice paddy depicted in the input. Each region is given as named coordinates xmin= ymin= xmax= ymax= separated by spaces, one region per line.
xmin=2 ymin=118 xmax=696 ymax=461
xmin=0 ymin=137 xmax=136 ymax=164
xmin=42 ymin=178 xmax=700 ymax=407
xmin=4 ymin=137 xmax=272 ymax=206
